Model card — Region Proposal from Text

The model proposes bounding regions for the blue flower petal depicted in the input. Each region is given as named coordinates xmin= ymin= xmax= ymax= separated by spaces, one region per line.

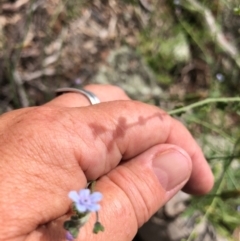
xmin=79 ymin=189 xmax=90 ymax=199
xmin=90 ymin=192 xmax=103 ymax=202
xmin=76 ymin=203 xmax=87 ymax=213
xmin=88 ymin=203 xmax=100 ymax=212
xmin=68 ymin=191 xmax=79 ymax=203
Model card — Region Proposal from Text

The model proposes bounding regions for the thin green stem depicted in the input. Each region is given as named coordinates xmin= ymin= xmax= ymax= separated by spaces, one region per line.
xmin=207 ymin=154 xmax=240 ymax=160
xmin=177 ymin=18 xmax=209 ymax=61
xmin=168 ymin=97 xmax=240 ymax=115
xmin=226 ymin=171 xmax=238 ymax=190
xmin=186 ymin=174 xmax=226 ymax=241
xmin=186 ymin=138 xmax=238 ymax=241
xmin=184 ymin=115 xmax=234 ymax=143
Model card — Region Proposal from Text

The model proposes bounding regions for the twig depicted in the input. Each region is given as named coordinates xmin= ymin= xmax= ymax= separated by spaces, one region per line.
xmin=2 ymin=0 xmax=30 ymax=12
xmin=22 ymin=68 xmax=55 ymax=82
xmin=43 ymin=28 xmax=67 ymax=67
xmin=168 ymin=97 xmax=240 ymax=115
xmin=13 ymin=70 xmax=29 ymax=107
xmin=138 ymin=0 xmax=153 ymax=12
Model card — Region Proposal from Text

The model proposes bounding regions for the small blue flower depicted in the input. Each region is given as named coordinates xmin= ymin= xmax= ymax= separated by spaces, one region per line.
xmin=66 ymin=231 xmax=74 ymax=241
xmin=174 ymin=0 xmax=181 ymax=5
xmin=68 ymin=189 xmax=103 ymax=213
xmin=216 ymin=73 xmax=225 ymax=82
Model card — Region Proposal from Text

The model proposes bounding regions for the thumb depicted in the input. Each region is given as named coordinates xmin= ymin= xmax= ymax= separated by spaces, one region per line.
xmin=79 ymin=144 xmax=192 ymax=241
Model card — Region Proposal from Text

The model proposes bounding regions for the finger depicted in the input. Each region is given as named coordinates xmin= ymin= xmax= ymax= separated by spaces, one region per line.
xmin=62 ymin=101 xmax=213 ymax=195
xmin=45 ymin=84 xmax=130 ymax=107
xmin=30 ymin=100 xmax=212 ymax=195
xmin=86 ymin=145 xmax=191 ymax=241
xmin=166 ymin=119 xmax=214 ymax=194
xmin=33 ymin=144 xmax=192 ymax=241
xmin=44 ymin=85 xmax=213 ymax=193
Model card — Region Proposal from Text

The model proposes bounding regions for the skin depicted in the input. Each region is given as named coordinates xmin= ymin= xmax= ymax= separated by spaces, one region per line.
xmin=0 ymin=85 xmax=214 ymax=241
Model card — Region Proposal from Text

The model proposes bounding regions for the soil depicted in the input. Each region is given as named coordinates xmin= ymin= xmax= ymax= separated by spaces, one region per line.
xmin=0 ymin=0 xmax=214 ymax=113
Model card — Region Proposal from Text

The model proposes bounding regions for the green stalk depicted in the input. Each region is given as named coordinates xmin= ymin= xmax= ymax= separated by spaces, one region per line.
xmin=168 ymin=97 xmax=240 ymax=115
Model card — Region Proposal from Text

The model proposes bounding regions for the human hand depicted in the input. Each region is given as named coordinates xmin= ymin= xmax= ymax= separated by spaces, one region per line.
xmin=0 ymin=85 xmax=213 ymax=241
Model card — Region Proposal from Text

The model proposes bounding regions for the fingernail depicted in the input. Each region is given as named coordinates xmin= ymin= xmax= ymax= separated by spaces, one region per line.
xmin=152 ymin=149 xmax=191 ymax=191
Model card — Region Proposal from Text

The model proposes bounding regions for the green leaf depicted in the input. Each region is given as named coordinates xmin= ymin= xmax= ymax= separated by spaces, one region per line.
xmin=64 ymin=213 xmax=91 ymax=237
xmin=93 ymin=222 xmax=105 ymax=234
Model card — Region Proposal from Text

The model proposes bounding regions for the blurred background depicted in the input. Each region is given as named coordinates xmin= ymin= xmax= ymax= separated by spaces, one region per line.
xmin=0 ymin=0 xmax=240 ymax=240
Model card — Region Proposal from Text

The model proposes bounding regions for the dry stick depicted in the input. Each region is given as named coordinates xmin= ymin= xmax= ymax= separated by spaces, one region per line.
xmin=22 ymin=68 xmax=55 ymax=82
xmin=22 ymin=28 xmax=67 ymax=82
xmin=13 ymin=70 xmax=29 ymax=107
xmin=138 ymin=0 xmax=153 ymax=12
xmin=2 ymin=0 xmax=30 ymax=12
xmin=42 ymin=27 xmax=67 ymax=67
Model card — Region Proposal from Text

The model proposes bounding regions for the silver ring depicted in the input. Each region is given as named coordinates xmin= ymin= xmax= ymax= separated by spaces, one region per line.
xmin=55 ymin=87 xmax=100 ymax=105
